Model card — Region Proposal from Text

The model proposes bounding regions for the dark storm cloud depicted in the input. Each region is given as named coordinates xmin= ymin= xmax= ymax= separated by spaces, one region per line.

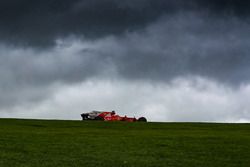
xmin=1 ymin=0 xmax=250 ymax=122
xmin=0 ymin=0 xmax=173 ymax=47
xmin=0 ymin=0 xmax=250 ymax=47
xmin=1 ymin=11 xmax=250 ymax=94
xmin=0 ymin=0 xmax=249 ymax=86
xmin=88 ymin=13 xmax=250 ymax=85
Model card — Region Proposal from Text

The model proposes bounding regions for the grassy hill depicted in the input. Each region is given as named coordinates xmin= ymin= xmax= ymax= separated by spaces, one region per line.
xmin=0 ymin=119 xmax=249 ymax=167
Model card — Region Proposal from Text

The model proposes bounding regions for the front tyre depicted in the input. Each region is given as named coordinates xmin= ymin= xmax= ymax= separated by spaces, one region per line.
xmin=138 ymin=117 xmax=147 ymax=122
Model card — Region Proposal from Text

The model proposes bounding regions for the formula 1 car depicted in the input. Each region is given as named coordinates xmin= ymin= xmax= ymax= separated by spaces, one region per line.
xmin=81 ymin=110 xmax=147 ymax=122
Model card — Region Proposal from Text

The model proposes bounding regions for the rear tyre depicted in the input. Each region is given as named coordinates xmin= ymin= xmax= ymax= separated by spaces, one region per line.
xmin=95 ymin=116 xmax=104 ymax=121
xmin=138 ymin=117 xmax=147 ymax=122
xmin=81 ymin=114 xmax=89 ymax=120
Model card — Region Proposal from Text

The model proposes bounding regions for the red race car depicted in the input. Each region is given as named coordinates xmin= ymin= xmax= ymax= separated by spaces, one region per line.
xmin=81 ymin=110 xmax=147 ymax=122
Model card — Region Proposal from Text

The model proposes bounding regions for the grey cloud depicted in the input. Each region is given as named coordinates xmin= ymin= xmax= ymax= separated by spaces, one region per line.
xmin=93 ymin=13 xmax=250 ymax=84
xmin=0 ymin=40 xmax=116 ymax=109
xmin=0 ymin=0 xmax=250 ymax=121
xmin=1 ymin=12 xmax=250 ymax=103
xmin=0 ymin=0 xmax=250 ymax=47
xmin=2 ymin=78 xmax=250 ymax=122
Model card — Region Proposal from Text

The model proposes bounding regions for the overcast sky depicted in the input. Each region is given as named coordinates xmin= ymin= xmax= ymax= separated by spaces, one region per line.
xmin=0 ymin=0 xmax=250 ymax=122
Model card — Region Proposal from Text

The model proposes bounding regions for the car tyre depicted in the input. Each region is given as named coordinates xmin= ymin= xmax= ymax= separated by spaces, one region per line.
xmin=138 ymin=117 xmax=147 ymax=122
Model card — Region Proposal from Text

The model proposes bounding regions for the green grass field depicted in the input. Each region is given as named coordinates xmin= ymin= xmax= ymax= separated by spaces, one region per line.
xmin=0 ymin=119 xmax=250 ymax=167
